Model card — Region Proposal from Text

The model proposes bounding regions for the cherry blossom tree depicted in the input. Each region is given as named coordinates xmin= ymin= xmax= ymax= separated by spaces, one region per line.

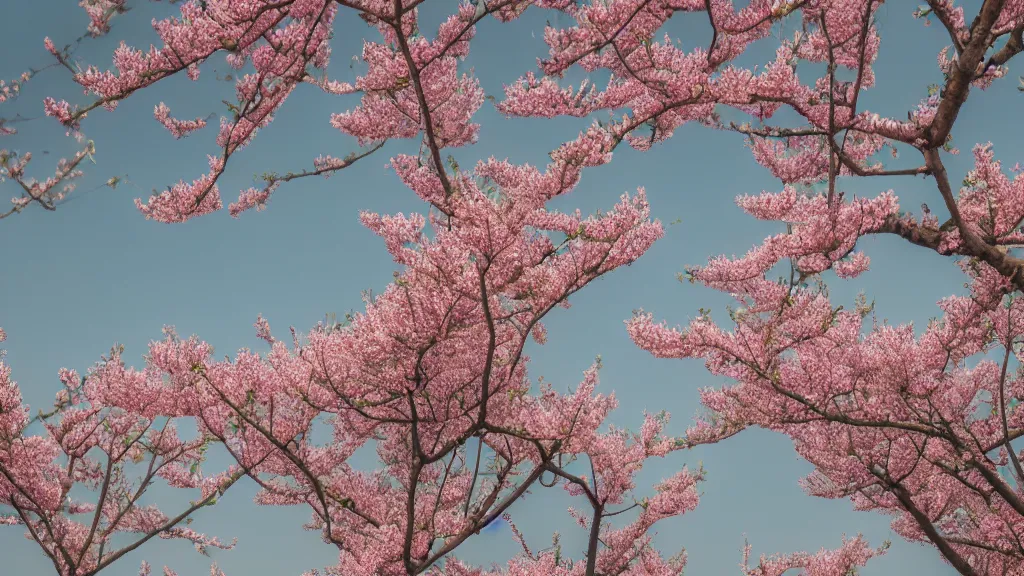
xmin=0 ymin=0 xmax=967 ymax=573
xmin=66 ymin=119 xmax=885 ymax=574
xmin=0 ymin=151 xmax=886 ymax=574
xmin=546 ymin=0 xmax=1024 ymax=574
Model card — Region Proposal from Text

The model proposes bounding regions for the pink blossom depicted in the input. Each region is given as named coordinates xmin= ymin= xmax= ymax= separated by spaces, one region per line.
xmin=153 ymin=103 xmax=207 ymax=139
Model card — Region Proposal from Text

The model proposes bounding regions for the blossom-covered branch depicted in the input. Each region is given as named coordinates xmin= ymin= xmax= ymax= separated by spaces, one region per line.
xmin=0 ymin=329 xmax=241 ymax=576
xmin=620 ymin=1 xmax=1024 ymax=574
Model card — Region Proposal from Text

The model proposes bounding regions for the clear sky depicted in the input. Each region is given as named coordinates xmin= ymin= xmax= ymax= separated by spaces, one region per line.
xmin=1 ymin=1 xmax=1018 ymax=574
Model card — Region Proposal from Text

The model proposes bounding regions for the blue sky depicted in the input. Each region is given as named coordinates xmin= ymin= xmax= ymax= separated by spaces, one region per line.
xmin=1 ymin=1 xmax=1018 ymax=574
